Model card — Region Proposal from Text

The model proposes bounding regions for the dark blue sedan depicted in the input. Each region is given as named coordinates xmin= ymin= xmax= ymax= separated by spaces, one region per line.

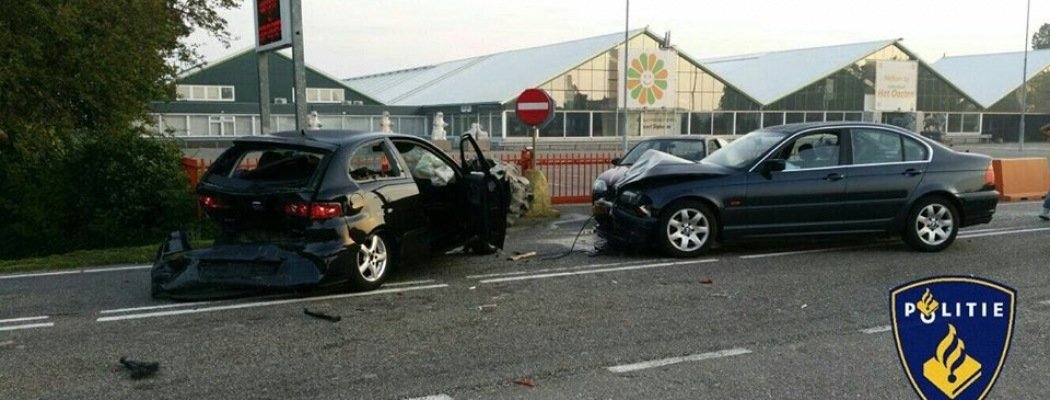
xmin=593 ymin=122 xmax=998 ymax=257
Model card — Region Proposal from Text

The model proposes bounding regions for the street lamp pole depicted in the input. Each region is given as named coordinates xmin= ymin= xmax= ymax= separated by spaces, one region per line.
xmin=621 ymin=0 xmax=630 ymax=153
xmin=1020 ymin=0 xmax=1031 ymax=151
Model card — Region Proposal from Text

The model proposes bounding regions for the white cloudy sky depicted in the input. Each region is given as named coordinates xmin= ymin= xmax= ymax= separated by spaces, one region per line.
xmin=189 ymin=0 xmax=1048 ymax=78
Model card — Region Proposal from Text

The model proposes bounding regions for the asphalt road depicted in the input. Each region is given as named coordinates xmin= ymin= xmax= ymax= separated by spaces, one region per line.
xmin=1 ymin=202 xmax=1049 ymax=399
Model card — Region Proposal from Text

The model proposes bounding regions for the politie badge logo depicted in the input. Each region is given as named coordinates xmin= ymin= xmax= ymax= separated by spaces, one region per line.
xmin=890 ymin=276 xmax=1016 ymax=400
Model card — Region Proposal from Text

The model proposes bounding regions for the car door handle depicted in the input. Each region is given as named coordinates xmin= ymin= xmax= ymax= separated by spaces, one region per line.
xmin=824 ymin=173 xmax=845 ymax=181
xmin=903 ymin=168 xmax=923 ymax=177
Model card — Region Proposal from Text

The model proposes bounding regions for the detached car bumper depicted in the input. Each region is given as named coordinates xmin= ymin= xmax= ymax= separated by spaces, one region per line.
xmin=151 ymin=232 xmax=355 ymax=298
xmin=593 ymin=199 xmax=659 ymax=247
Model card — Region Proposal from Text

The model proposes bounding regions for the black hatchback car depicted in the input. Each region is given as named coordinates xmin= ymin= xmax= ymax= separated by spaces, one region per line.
xmin=594 ymin=122 xmax=998 ymax=257
xmin=152 ymin=131 xmax=508 ymax=297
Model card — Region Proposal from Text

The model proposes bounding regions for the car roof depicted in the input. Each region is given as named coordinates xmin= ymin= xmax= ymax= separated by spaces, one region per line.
xmin=764 ymin=121 xmax=910 ymax=134
xmin=232 ymin=130 xmax=426 ymax=150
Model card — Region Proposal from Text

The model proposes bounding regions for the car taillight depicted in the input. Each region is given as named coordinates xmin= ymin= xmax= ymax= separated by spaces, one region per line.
xmin=984 ymin=164 xmax=996 ymax=188
xmin=283 ymin=202 xmax=343 ymax=220
xmin=199 ymin=195 xmax=229 ymax=210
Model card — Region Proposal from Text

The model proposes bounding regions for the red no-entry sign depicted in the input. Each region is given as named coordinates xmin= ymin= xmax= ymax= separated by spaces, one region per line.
xmin=515 ymin=88 xmax=555 ymax=127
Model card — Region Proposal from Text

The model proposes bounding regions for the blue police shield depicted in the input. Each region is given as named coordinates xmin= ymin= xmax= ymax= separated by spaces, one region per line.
xmin=890 ymin=276 xmax=1015 ymax=400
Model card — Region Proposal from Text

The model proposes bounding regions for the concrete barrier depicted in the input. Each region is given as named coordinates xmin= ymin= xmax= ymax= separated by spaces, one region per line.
xmin=992 ymin=158 xmax=1050 ymax=201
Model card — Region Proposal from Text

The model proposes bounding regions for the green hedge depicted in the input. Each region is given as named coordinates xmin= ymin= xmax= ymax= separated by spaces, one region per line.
xmin=0 ymin=129 xmax=197 ymax=259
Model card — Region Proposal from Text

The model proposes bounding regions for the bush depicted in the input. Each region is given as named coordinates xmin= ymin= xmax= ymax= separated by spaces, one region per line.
xmin=0 ymin=128 xmax=197 ymax=259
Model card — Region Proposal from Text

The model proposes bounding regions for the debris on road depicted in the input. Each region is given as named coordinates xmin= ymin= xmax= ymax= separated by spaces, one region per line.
xmin=508 ymin=251 xmax=537 ymax=261
xmin=700 ymin=279 xmax=714 ymax=285
xmin=513 ymin=377 xmax=537 ymax=388
xmin=468 ymin=286 xmax=477 ymax=290
xmin=801 ymin=303 xmax=808 ymax=309
xmin=304 ymin=308 xmax=342 ymax=322
xmin=476 ymin=304 xmax=498 ymax=312
xmin=0 ymin=340 xmax=14 ymax=348
xmin=119 ymin=357 xmax=160 ymax=380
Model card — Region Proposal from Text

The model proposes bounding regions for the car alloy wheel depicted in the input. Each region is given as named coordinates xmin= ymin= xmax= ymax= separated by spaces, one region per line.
xmin=666 ymin=207 xmax=710 ymax=253
xmin=357 ymin=234 xmax=388 ymax=282
xmin=915 ymin=203 xmax=954 ymax=247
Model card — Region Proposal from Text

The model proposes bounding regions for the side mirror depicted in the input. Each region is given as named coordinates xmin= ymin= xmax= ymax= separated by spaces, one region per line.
xmin=610 ymin=157 xmax=621 ymax=166
xmin=764 ymin=159 xmax=786 ymax=173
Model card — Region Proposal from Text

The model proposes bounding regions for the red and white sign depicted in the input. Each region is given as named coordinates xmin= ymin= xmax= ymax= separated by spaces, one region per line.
xmin=255 ymin=0 xmax=292 ymax=52
xmin=515 ymin=88 xmax=556 ymax=127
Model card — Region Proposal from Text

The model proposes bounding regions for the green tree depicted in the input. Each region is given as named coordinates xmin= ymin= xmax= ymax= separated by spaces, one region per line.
xmin=1033 ymin=23 xmax=1050 ymax=50
xmin=0 ymin=0 xmax=239 ymax=258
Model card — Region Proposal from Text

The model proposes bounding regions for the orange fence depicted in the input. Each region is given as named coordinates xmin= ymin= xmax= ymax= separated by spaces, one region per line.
xmin=992 ymin=158 xmax=1050 ymax=201
xmin=181 ymin=151 xmax=615 ymax=205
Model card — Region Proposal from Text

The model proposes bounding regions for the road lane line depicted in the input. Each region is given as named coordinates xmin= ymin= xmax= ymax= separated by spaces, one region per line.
xmin=385 ymin=279 xmax=437 ymax=287
xmin=959 ymin=227 xmax=1016 ymax=234
xmin=607 ymin=348 xmax=752 ymax=373
xmin=404 ymin=395 xmax=453 ymax=400
xmin=466 ymin=259 xmax=674 ymax=280
xmin=96 ymin=284 xmax=449 ymax=322
xmin=100 ymin=301 xmax=214 ymax=314
xmin=0 ymin=264 xmax=151 ymax=280
xmin=0 ymin=316 xmax=49 ymax=324
xmin=860 ymin=325 xmax=891 ymax=334
xmin=739 ymin=244 xmax=885 ymax=259
xmin=957 ymin=227 xmax=1050 ymax=239
xmin=480 ymin=259 xmax=717 ymax=284
xmin=0 ymin=322 xmax=55 ymax=332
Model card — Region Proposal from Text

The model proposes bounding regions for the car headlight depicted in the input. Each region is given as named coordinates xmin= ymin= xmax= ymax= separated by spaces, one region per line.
xmin=618 ymin=190 xmax=648 ymax=206
xmin=592 ymin=178 xmax=608 ymax=194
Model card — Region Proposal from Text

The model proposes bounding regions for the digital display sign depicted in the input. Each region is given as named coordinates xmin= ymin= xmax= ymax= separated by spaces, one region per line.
xmin=255 ymin=0 xmax=292 ymax=52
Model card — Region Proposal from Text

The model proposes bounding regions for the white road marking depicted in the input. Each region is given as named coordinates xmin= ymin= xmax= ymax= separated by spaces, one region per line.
xmin=607 ymin=348 xmax=752 ymax=373
xmin=100 ymin=301 xmax=214 ymax=315
xmin=0 ymin=264 xmax=151 ymax=280
xmin=385 ymin=279 xmax=437 ymax=287
xmin=96 ymin=284 xmax=448 ymax=322
xmin=0 ymin=316 xmax=49 ymax=324
xmin=465 ymin=259 xmax=674 ymax=280
xmin=739 ymin=244 xmax=884 ymax=260
xmin=404 ymin=395 xmax=453 ymax=400
xmin=860 ymin=325 xmax=891 ymax=334
xmin=0 ymin=322 xmax=55 ymax=332
xmin=550 ymin=214 xmax=592 ymax=226
xmin=957 ymin=227 xmax=1050 ymax=239
xmin=479 ymin=259 xmax=717 ymax=284
xmin=958 ymin=227 xmax=1015 ymax=234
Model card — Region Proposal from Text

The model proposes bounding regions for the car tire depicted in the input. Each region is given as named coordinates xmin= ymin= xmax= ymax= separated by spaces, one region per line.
xmin=348 ymin=231 xmax=392 ymax=291
xmin=903 ymin=196 xmax=959 ymax=252
xmin=658 ymin=200 xmax=716 ymax=258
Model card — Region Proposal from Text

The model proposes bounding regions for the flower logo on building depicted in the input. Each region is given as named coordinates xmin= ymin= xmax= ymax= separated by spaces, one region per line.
xmin=627 ymin=53 xmax=669 ymax=105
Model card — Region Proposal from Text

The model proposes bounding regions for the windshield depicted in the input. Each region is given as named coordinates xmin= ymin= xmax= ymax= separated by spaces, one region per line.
xmin=620 ymin=139 xmax=706 ymax=165
xmin=703 ymin=130 xmax=789 ymax=170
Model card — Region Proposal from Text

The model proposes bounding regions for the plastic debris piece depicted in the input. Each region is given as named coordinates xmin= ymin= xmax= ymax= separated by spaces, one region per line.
xmin=801 ymin=304 xmax=808 ymax=309
xmin=119 ymin=357 xmax=160 ymax=380
xmin=508 ymin=251 xmax=537 ymax=261
xmin=514 ymin=377 xmax=537 ymax=388
xmin=477 ymin=304 xmax=498 ymax=311
xmin=304 ymin=308 xmax=342 ymax=322
xmin=700 ymin=279 xmax=714 ymax=285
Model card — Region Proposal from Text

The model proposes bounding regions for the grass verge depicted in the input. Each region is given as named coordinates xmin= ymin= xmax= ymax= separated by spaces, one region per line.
xmin=0 ymin=240 xmax=213 ymax=274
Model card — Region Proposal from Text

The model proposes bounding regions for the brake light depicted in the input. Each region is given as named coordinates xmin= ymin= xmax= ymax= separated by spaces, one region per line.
xmin=199 ymin=195 xmax=229 ymax=210
xmin=984 ymin=163 xmax=996 ymax=188
xmin=283 ymin=202 xmax=343 ymax=220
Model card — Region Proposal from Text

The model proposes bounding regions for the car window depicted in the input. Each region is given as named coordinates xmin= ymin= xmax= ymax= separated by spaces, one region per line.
xmin=776 ymin=132 xmax=841 ymax=170
xmin=852 ymin=129 xmax=903 ymax=164
xmin=902 ymin=136 xmax=928 ymax=162
xmin=348 ymin=140 xmax=403 ymax=182
xmin=204 ymin=145 xmax=327 ymax=190
xmin=392 ymin=140 xmax=457 ymax=186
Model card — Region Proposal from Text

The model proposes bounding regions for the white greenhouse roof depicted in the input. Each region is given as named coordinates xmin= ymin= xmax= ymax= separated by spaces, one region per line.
xmin=933 ymin=49 xmax=1050 ymax=108
xmin=345 ymin=29 xmax=648 ymax=106
xmin=701 ymin=40 xmax=898 ymax=106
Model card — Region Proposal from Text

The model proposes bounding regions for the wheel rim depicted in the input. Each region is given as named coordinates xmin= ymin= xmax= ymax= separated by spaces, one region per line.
xmin=915 ymin=204 xmax=954 ymax=246
xmin=666 ymin=208 xmax=709 ymax=252
xmin=357 ymin=235 xmax=388 ymax=282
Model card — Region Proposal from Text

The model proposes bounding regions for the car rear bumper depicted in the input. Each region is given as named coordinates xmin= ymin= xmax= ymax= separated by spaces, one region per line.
xmin=957 ymin=190 xmax=998 ymax=227
xmin=593 ymin=199 xmax=658 ymax=247
xmin=151 ymin=237 xmax=354 ymax=299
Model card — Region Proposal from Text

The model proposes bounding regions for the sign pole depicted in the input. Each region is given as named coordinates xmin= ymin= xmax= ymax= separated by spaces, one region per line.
xmin=290 ymin=0 xmax=307 ymax=130
xmin=621 ymin=0 xmax=630 ymax=153
xmin=1019 ymin=0 xmax=1031 ymax=151
xmin=258 ymin=52 xmax=271 ymax=135
xmin=531 ymin=126 xmax=539 ymax=169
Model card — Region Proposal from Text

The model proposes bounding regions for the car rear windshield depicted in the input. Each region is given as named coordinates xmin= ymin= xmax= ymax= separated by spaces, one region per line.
xmin=204 ymin=145 xmax=330 ymax=191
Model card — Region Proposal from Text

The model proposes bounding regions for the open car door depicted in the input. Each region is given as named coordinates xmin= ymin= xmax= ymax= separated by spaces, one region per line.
xmin=459 ymin=133 xmax=510 ymax=250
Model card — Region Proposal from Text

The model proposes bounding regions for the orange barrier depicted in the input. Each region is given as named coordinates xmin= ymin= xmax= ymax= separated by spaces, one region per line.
xmin=992 ymin=158 xmax=1050 ymax=201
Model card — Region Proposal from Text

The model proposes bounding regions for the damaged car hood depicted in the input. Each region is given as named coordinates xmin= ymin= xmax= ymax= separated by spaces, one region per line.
xmin=615 ymin=149 xmax=734 ymax=189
